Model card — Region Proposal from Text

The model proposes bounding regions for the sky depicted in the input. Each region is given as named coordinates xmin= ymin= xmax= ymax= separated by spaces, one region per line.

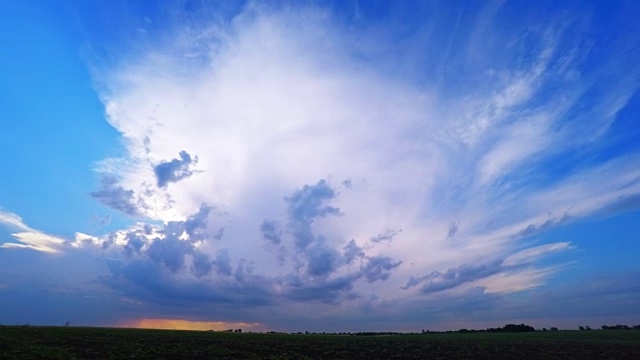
xmin=0 ymin=0 xmax=639 ymax=332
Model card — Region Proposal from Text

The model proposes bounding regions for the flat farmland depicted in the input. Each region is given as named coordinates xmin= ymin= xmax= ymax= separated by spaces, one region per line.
xmin=1 ymin=326 xmax=639 ymax=359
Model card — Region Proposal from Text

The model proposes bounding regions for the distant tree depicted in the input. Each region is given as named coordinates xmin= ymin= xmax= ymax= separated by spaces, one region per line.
xmin=550 ymin=327 xmax=559 ymax=331
xmin=586 ymin=326 xmax=592 ymax=331
xmin=65 ymin=321 xmax=70 ymax=327
xmin=542 ymin=328 xmax=547 ymax=332
xmin=579 ymin=326 xmax=585 ymax=331
xmin=503 ymin=324 xmax=535 ymax=333
xmin=602 ymin=324 xmax=630 ymax=330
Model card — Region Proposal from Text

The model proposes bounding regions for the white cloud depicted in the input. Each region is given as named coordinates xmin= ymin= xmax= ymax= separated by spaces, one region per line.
xmin=1 ymin=232 xmax=65 ymax=254
xmin=0 ymin=210 xmax=66 ymax=253
xmin=0 ymin=210 xmax=33 ymax=232
xmin=503 ymin=242 xmax=574 ymax=267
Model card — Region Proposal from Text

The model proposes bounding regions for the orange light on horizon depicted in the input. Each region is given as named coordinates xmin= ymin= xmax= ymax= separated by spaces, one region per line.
xmin=120 ymin=318 xmax=264 ymax=332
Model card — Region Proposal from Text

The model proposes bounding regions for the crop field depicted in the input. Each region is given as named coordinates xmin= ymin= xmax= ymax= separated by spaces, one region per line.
xmin=1 ymin=326 xmax=640 ymax=359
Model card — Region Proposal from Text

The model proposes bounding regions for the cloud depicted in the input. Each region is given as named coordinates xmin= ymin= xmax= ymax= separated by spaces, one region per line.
xmin=147 ymin=234 xmax=194 ymax=273
xmin=502 ymin=242 xmax=574 ymax=267
xmin=362 ymin=256 xmax=402 ymax=283
xmin=342 ymin=239 xmax=364 ymax=264
xmin=282 ymin=273 xmax=361 ymax=304
xmin=71 ymin=1 xmax=640 ymax=329
xmin=446 ymin=222 xmax=458 ymax=239
xmin=0 ymin=211 xmax=32 ymax=232
xmin=285 ymin=180 xmax=340 ymax=223
xmin=259 ymin=220 xmax=282 ymax=245
xmin=153 ymin=150 xmax=198 ymax=188
xmin=0 ymin=210 xmax=66 ymax=253
xmin=417 ymin=261 xmax=512 ymax=294
xmin=370 ymin=229 xmax=402 ymax=243
xmin=90 ymin=177 xmax=143 ymax=216
xmin=276 ymin=179 xmax=356 ymax=278
xmin=114 ymin=204 xmax=214 ymax=274
xmin=284 ymin=180 xmax=341 ymax=250
xmin=402 ymin=241 xmax=573 ymax=294
xmin=0 ymin=232 xmax=65 ymax=253
xmin=213 ymin=249 xmax=233 ymax=277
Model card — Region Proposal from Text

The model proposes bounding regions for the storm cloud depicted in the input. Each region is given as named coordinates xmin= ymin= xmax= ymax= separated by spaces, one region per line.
xmin=153 ymin=151 xmax=198 ymax=188
xmin=2 ymin=0 xmax=638 ymax=332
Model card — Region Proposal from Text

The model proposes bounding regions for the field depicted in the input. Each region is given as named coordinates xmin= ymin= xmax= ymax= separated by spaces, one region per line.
xmin=2 ymin=326 xmax=640 ymax=359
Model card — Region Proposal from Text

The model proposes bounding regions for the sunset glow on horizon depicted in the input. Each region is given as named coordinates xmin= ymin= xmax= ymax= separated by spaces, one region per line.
xmin=120 ymin=319 xmax=265 ymax=332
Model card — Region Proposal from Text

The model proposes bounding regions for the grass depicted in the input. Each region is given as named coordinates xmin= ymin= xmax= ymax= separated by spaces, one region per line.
xmin=1 ymin=325 xmax=640 ymax=359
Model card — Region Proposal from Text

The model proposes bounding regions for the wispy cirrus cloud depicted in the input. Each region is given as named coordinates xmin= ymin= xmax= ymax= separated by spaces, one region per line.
xmin=0 ymin=210 xmax=65 ymax=253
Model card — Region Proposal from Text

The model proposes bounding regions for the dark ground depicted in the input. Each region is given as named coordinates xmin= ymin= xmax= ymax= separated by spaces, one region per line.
xmin=1 ymin=326 xmax=640 ymax=359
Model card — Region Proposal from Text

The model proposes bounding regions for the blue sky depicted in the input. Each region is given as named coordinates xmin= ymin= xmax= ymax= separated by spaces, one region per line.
xmin=1 ymin=0 xmax=639 ymax=332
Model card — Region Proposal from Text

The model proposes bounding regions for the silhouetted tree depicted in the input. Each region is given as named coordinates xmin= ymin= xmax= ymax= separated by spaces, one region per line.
xmin=602 ymin=324 xmax=632 ymax=330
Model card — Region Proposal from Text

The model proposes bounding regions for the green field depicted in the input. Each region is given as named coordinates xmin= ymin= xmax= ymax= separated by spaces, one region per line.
xmin=1 ymin=326 xmax=640 ymax=359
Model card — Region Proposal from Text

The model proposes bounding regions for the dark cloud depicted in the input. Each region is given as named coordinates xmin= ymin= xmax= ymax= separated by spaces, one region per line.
xmin=90 ymin=177 xmax=142 ymax=216
xmin=192 ymin=252 xmax=213 ymax=278
xmin=420 ymin=287 xmax=502 ymax=319
xmin=342 ymin=179 xmax=352 ymax=189
xmin=370 ymin=228 xmax=402 ymax=243
xmin=419 ymin=260 xmax=512 ymax=294
xmin=286 ymin=179 xmax=341 ymax=220
xmin=342 ymin=239 xmax=364 ymax=264
xmin=214 ymin=249 xmax=233 ymax=276
xmin=123 ymin=233 xmax=145 ymax=256
xmin=402 ymin=259 xmax=520 ymax=294
xmin=447 ymin=221 xmax=458 ymax=239
xmin=282 ymin=274 xmax=360 ymax=304
xmin=401 ymin=272 xmax=440 ymax=290
xmin=176 ymin=204 xmax=212 ymax=239
xmin=285 ymin=179 xmax=341 ymax=249
xmin=104 ymin=259 xmax=274 ymax=307
xmin=306 ymin=244 xmax=340 ymax=276
xmin=260 ymin=220 xmax=287 ymax=265
xmin=116 ymin=205 xmax=213 ymax=275
xmin=153 ymin=150 xmax=197 ymax=188
xmin=260 ymin=220 xmax=282 ymax=244
xmin=98 ymin=182 xmax=404 ymax=310
xmin=515 ymin=213 xmax=570 ymax=239
xmin=362 ymin=256 xmax=402 ymax=283
xmin=282 ymin=180 xmax=366 ymax=280
xmin=147 ymin=235 xmax=193 ymax=273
